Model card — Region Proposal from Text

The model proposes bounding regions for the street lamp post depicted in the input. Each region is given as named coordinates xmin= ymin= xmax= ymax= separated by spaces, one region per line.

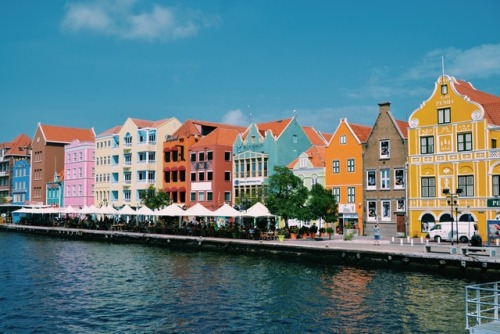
xmin=443 ymin=188 xmax=463 ymax=245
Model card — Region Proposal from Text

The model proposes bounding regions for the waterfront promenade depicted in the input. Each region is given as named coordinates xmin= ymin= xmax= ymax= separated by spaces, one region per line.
xmin=2 ymin=223 xmax=500 ymax=278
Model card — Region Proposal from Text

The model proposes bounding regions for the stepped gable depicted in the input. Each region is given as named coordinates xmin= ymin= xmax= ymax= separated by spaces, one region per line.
xmin=39 ymin=124 xmax=95 ymax=143
xmin=454 ymin=79 xmax=500 ymax=125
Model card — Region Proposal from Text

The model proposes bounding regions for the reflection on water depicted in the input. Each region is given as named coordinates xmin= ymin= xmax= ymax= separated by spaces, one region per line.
xmin=0 ymin=233 xmax=471 ymax=333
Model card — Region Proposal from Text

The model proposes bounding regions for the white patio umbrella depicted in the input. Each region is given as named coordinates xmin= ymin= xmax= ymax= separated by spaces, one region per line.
xmin=213 ymin=204 xmax=242 ymax=217
xmin=184 ymin=203 xmax=216 ymax=217
xmin=244 ymin=202 xmax=274 ymax=217
xmin=98 ymin=204 xmax=118 ymax=215
xmin=80 ymin=205 xmax=99 ymax=215
xmin=117 ymin=204 xmax=136 ymax=215
xmin=155 ymin=204 xmax=186 ymax=217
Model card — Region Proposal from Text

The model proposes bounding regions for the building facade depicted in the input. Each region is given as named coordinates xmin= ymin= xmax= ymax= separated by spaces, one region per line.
xmin=363 ymin=102 xmax=408 ymax=237
xmin=64 ymin=139 xmax=95 ymax=208
xmin=325 ymin=118 xmax=371 ymax=235
xmin=0 ymin=134 xmax=31 ymax=203
xmin=407 ymin=75 xmax=500 ymax=241
xmin=95 ymin=118 xmax=181 ymax=208
xmin=30 ymin=123 xmax=95 ymax=205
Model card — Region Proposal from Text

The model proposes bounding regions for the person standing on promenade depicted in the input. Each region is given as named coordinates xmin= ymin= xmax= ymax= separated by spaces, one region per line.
xmin=374 ymin=223 xmax=381 ymax=246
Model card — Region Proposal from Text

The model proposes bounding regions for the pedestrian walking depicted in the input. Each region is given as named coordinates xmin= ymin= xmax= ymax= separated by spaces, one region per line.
xmin=374 ymin=223 xmax=381 ymax=246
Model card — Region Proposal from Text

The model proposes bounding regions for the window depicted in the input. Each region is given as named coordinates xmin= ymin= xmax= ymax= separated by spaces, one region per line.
xmin=340 ymin=135 xmax=346 ymax=144
xmin=332 ymin=160 xmax=340 ymax=173
xmin=380 ymin=169 xmax=390 ymax=190
xmin=494 ymin=175 xmax=500 ymax=197
xmin=458 ymin=175 xmax=474 ymax=197
xmin=380 ymin=140 xmax=390 ymax=159
xmin=207 ymin=192 xmax=213 ymax=201
xmin=224 ymin=192 xmax=231 ymax=202
xmin=224 ymin=171 xmax=231 ymax=181
xmin=347 ymin=159 xmax=355 ymax=172
xmin=198 ymin=152 xmax=205 ymax=161
xmin=457 ymin=133 xmax=472 ymax=152
xmin=198 ymin=192 xmax=205 ymax=201
xmin=492 ymin=139 xmax=497 ymax=149
xmin=198 ymin=172 xmax=205 ymax=181
xmin=293 ymin=135 xmax=297 ymax=143
xmin=190 ymin=192 xmax=196 ymax=201
xmin=347 ymin=187 xmax=355 ymax=203
xmin=332 ymin=187 xmax=340 ymax=203
xmin=191 ymin=172 xmax=196 ymax=182
xmin=421 ymin=177 xmax=435 ymax=197
xmin=190 ymin=153 xmax=196 ymax=162
xmin=397 ymin=199 xmax=405 ymax=212
xmin=367 ymin=170 xmax=376 ymax=190
xmin=207 ymin=151 xmax=213 ymax=160
xmin=420 ymin=136 xmax=434 ymax=154
xmin=394 ymin=169 xmax=404 ymax=189
xmin=438 ymin=108 xmax=450 ymax=124
xmin=367 ymin=201 xmax=377 ymax=220
xmin=225 ymin=151 xmax=231 ymax=161
xmin=382 ymin=201 xmax=391 ymax=220
xmin=441 ymin=84 xmax=448 ymax=95
xmin=207 ymin=171 xmax=213 ymax=181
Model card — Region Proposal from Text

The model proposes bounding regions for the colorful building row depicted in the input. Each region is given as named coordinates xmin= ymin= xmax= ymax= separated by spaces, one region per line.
xmin=1 ymin=75 xmax=499 ymax=242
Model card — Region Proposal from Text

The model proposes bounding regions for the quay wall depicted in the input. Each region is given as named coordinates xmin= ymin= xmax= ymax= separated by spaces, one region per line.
xmin=2 ymin=224 xmax=500 ymax=280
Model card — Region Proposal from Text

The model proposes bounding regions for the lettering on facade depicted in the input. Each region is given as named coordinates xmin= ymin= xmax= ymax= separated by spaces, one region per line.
xmin=236 ymin=143 xmax=264 ymax=153
xmin=436 ymin=96 xmax=454 ymax=106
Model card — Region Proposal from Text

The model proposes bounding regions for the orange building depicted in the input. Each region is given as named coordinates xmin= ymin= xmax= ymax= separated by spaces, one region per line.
xmin=325 ymin=119 xmax=371 ymax=235
xmin=163 ymin=120 xmax=245 ymax=207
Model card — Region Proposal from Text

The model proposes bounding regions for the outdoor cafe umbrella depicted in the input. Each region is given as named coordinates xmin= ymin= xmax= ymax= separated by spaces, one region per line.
xmin=155 ymin=204 xmax=186 ymax=217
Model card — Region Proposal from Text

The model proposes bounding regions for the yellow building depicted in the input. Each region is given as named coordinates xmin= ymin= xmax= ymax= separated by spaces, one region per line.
xmin=407 ymin=75 xmax=500 ymax=241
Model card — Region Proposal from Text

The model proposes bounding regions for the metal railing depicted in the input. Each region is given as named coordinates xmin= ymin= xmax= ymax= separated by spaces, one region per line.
xmin=465 ymin=281 xmax=500 ymax=331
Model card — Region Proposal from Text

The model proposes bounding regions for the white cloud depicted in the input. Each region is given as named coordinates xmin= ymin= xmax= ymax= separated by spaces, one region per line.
xmin=220 ymin=109 xmax=250 ymax=126
xmin=61 ymin=0 xmax=218 ymax=42
xmin=404 ymin=44 xmax=500 ymax=81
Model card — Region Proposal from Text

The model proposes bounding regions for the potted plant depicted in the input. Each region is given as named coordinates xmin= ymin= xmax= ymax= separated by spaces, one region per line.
xmin=289 ymin=226 xmax=298 ymax=240
xmin=326 ymin=227 xmax=334 ymax=239
xmin=319 ymin=227 xmax=326 ymax=237
xmin=299 ymin=225 xmax=309 ymax=239
xmin=309 ymin=224 xmax=318 ymax=239
xmin=277 ymin=228 xmax=286 ymax=242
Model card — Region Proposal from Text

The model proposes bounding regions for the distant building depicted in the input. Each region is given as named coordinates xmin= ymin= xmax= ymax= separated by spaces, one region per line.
xmin=0 ymin=134 xmax=31 ymax=204
xmin=46 ymin=171 xmax=64 ymax=208
xmin=64 ymin=139 xmax=95 ymax=208
xmin=30 ymin=123 xmax=95 ymax=205
xmin=232 ymin=116 xmax=313 ymax=208
xmin=163 ymin=120 xmax=246 ymax=208
xmin=95 ymin=117 xmax=181 ymax=208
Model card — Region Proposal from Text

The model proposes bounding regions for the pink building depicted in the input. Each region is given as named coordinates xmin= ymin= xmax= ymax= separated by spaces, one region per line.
xmin=64 ymin=139 xmax=95 ymax=208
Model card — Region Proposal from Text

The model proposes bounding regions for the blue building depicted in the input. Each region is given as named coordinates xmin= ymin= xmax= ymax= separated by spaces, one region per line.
xmin=11 ymin=159 xmax=30 ymax=205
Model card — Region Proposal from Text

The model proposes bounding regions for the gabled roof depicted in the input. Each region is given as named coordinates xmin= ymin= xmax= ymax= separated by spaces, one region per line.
xmin=173 ymin=119 xmax=246 ymax=139
xmin=395 ymin=119 xmax=409 ymax=139
xmin=129 ymin=117 xmax=177 ymax=129
xmin=256 ymin=118 xmax=293 ymax=137
xmin=287 ymin=145 xmax=326 ymax=169
xmin=191 ymin=127 xmax=242 ymax=148
xmin=37 ymin=124 xmax=95 ymax=143
xmin=303 ymin=126 xmax=329 ymax=146
xmin=453 ymin=79 xmax=500 ymax=126
xmin=349 ymin=123 xmax=372 ymax=143
xmin=5 ymin=134 xmax=31 ymax=157
xmin=97 ymin=125 xmax=122 ymax=137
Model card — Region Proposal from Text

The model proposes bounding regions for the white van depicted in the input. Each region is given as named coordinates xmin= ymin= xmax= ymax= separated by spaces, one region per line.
xmin=428 ymin=221 xmax=478 ymax=243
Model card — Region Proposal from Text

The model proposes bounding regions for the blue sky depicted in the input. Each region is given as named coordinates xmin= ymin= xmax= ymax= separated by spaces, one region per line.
xmin=1 ymin=0 xmax=500 ymax=143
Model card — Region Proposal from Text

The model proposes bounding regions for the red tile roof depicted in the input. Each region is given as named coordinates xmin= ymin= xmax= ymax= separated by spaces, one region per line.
xmin=349 ymin=123 xmax=372 ymax=143
xmin=191 ymin=127 xmax=242 ymax=148
xmin=303 ymin=126 xmax=329 ymax=146
xmin=174 ymin=119 xmax=246 ymax=138
xmin=287 ymin=146 xmax=326 ymax=168
xmin=5 ymin=134 xmax=31 ymax=156
xmin=454 ymin=79 xmax=500 ymax=125
xmin=98 ymin=125 xmax=122 ymax=136
xmin=256 ymin=118 xmax=293 ymax=137
xmin=395 ymin=119 xmax=409 ymax=139
xmin=39 ymin=124 xmax=95 ymax=143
